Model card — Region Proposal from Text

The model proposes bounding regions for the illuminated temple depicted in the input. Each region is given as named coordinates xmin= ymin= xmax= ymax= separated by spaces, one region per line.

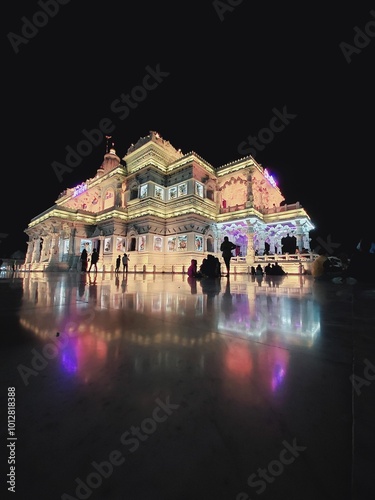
xmin=24 ymin=131 xmax=315 ymax=273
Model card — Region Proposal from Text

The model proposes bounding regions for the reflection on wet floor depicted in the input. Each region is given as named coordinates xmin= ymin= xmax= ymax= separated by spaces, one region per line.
xmin=17 ymin=273 xmax=320 ymax=384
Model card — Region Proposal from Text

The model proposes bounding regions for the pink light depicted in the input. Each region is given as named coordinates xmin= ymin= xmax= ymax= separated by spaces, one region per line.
xmin=225 ymin=344 xmax=252 ymax=377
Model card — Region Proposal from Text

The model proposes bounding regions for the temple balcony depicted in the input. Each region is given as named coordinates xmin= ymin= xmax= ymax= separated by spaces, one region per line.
xmin=219 ymin=202 xmax=302 ymax=215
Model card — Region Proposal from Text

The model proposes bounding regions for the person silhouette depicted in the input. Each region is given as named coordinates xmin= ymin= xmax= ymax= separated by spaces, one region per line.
xmin=88 ymin=248 xmax=99 ymax=272
xmin=115 ymin=255 xmax=121 ymax=273
xmin=122 ymin=253 xmax=130 ymax=273
xmin=220 ymin=236 xmax=236 ymax=276
xmin=187 ymin=259 xmax=198 ymax=277
xmin=80 ymin=247 xmax=88 ymax=273
xmin=255 ymin=264 xmax=263 ymax=276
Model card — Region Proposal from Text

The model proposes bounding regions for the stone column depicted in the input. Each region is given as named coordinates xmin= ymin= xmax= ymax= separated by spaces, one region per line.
xmin=275 ymin=236 xmax=282 ymax=255
xmin=48 ymin=230 xmax=60 ymax=266
xmin=31 ymin=238 xmax=39 ymax=263
xmin=296 ymin=230 xmax=303 ymax=251
xmin=69 ymin=227 xmax=76 ymax=257
xmin=215 ymin=227 xmax=225 ymax=255
xmin=30 ymin=239 xmax=38 ymax=263
xmin=269 ymin=235 xmax=276 ymax=255
xmin=302 ymin=232 xmax=311 ymax=252
xmin=246 ymin=221 xmax=255 ymax=262
xmin=72 ymin=234 xmax=82 ymax=271
xmin=67 ymin=228 xmax=77 ymax=271
xmin=99 ymin=235 xmax=105 ymax=270
xmin=257 ymin=232 xmax=266 ymax=256
xmin=25 ymin=240 xmax=33 ymax=264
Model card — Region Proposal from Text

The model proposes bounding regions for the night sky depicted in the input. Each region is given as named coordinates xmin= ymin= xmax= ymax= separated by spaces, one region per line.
xmin=2 ymin=2 xmax=375 ymax=257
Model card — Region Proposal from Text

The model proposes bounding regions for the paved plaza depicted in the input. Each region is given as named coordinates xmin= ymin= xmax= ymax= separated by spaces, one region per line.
xmin=1 ymin=271 xmax=374 ymax=500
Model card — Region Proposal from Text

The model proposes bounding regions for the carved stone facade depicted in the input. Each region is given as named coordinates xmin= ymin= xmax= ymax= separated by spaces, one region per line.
xmin=24 ymin=131 xmax=314 ymax=272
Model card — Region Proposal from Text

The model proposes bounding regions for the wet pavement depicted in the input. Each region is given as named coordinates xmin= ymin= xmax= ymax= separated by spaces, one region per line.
xmin=1 ymin=270 xmax=374 ymax=500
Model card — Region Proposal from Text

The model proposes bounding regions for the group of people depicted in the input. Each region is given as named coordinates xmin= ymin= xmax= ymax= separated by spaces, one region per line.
xmin=77 ymin=233 xmax=375 ymax=288
xmin=80 ymin=247 xmax=99 ymax=273
xmin=187 ymin=255 xmax=222 ymax=279
xmin=250 ymin=264 xmax=264 ymax=276
xmin=186 ymin=256 xmax=218 ymax=297
xmin=187 ymin=236 xmax=238 ymax=279
xmin=115 ymin=253 xmax=130 ymax=273
xmin=264 ymin=262 xmax=286 ymax=276
xmin=80 ymin=248 xmax=131 ymax=274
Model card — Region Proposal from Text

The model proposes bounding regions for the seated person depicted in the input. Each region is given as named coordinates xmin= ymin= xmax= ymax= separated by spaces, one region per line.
xmin=214 ymin=257 xmax=222 ymax=277
xmin=200 ymin=254 xmax=221 ymax=278
xmin=273 ymin=262 xmax=286 ymax=275
xmin=255 ymin=264 xmax=264 ymax=276
xmin=264 ymin=263 xmax=273 ymax=275
xmin=199 ymin=258 xmax=208 ymax=276
xmin=187 ymin=259 xmax=198 ymax=277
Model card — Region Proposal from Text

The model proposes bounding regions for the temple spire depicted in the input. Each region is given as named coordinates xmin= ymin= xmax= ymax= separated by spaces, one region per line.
xmin=105 ymin=135 xmax=114 ymax=154
xmin=97 ymin=138 xmax=121 ymax=176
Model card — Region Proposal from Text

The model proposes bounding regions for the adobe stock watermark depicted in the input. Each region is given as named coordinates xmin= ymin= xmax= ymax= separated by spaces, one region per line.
xmin=61 ymin=396 xmax=181 ymax=500
xmin=236 ymin=438 xmax=307 ymax=499
xmin=17 ymin=331 xmax=71 ymax=385
xmin=17 ymin=302 xmax=97 ymax=386
xmin=213 ymin=0 xmax=244 ymax=22
xmin=7 ymin=0 xmax=71 ymax=55
xmin=340 ymin=10 xmax=375 ymax=64
xmin=350 ymin=358 xmax=375 ymax=396
xmin=314 ymin=234 xmax=341 ymax=256
xmin=237 ymin=106 xmax=297 ymax=158
xmin=51 ymin=64 xmax=170 ymax=183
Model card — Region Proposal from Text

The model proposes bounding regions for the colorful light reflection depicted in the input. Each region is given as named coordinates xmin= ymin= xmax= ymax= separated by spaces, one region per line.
xmin=271 ymin=363 xmax=286 ymax=392
xmin=225 ymin=343 xmax=253 ymax=377
xmin=59 ymin=332 xmax=108 ymax=380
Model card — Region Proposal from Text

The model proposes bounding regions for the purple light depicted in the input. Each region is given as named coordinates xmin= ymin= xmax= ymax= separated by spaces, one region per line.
xmin=272 ymin=363 xmax=286 ymax=391
xmin=264 ymin=169 xmax=277 ymax=188
xmin=73 ymin=183 xmax=87 ymax=197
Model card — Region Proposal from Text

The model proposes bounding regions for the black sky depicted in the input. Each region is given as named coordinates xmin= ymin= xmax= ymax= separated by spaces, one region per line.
xmin=2 ymin=1 xmax=375 ymax=257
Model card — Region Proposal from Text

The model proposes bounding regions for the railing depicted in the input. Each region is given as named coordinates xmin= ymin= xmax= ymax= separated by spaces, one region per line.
xmin=219 ymin=202 xmax=302 ymax=214
xmin=219 ymin=203 xmax=247 ymax=213
xmin=263 ymin=202 xmax=301 ymax=214
xmin=254 ymin=253 xmax=317 ymax=263
xmin=229 ymin=256 xmax=247 ymax=263
xmin=0 ymin=259 xmax=26 ymax=271
xmin=228 ymin=253 xmax=317 ymax=264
